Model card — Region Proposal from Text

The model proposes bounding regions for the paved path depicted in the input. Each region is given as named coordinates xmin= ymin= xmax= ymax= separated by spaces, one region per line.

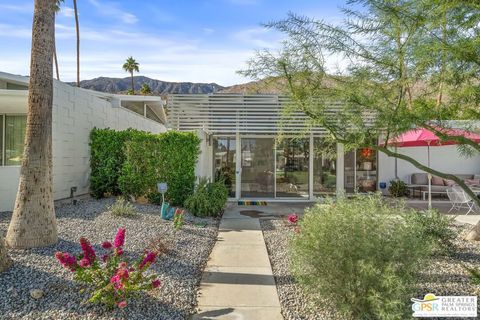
xmin=193 ymin=205 xmax=283 ymax=319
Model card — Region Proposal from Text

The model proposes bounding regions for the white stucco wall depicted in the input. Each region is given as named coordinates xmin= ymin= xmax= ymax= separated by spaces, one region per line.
xmin=195 ymin=130 xmax=213 ymax=180
xmin=0 ymin=80 xmax=166 ymax=211
xmin=378 ymin=145 xmax=480 ymax=186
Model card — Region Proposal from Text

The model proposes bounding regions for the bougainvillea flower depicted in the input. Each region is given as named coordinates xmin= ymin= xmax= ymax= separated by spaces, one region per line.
xmin=114 ymin=228 xmax=126 ymax=248
xmin=151 ymin=279 xmax=161 ymax=288
xmin=79 ymin=258 xmax=91 ymax=267
xmin=101 ymin=241 xmax=112 ymax=249
xmin=117 ymin=268 xmax=129 ymax=280
xmin=288 ymin=214 xmax=299 ymax=224
xmin=79 ymin=237 xmax=96 ymax=263
xmin=55 ymin=252 xmax=78 ymax=271
xmin=139 ymin=251 xmax=157 ymax=269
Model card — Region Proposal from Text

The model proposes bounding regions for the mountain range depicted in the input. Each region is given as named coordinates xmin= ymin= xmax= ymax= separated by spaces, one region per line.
xmin=72 ymin=76 xmax=283 ymax=95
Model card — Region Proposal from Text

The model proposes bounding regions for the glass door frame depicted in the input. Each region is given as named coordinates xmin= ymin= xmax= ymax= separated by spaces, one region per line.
xmin=213 ymin=133 xmax=349 ymax=200
xmin=211 ymin=135 xmax=237 ymax=200
xmin=236 ymin=134 xmax=315 ymax=200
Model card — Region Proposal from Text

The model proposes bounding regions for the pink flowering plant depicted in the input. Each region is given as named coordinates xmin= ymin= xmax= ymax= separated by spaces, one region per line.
xmin=55 ymin=228 xmax=161 ymax=309
xmin=288 ymin=213 xmax=299 ymax=225
xmin=173 ymin=208 xmax=184 ymax=230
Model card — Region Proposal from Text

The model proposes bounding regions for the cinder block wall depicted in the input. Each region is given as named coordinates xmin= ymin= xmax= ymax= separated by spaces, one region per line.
xmin=0 ymin=81 xmax=166 ymax=211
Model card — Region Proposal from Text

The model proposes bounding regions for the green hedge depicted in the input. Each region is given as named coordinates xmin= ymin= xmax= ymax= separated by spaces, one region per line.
xmin=90 ymin=128 xmax=200 ymax=206
xmin=89 ymin=128 xmax=138 ymax=198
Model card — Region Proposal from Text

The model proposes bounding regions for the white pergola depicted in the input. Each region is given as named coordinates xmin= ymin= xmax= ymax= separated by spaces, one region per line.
xmin=167 ymin=94 xmax=343 ymax=136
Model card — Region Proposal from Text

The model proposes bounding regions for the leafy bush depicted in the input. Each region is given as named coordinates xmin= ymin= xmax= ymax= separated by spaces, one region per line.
xmin=119 ymin=131 xmax=200 ymax=206
xmin=108 ymin=197 xmax=137 ymax=218
xmin=185 ymin=178 xmax=228 ymax=217
xmin=406 ymin=209 xmax=457 ymax=255
xmin=290 ymin=195 xmax=431 ymax=319
xmin=90 ymin=128 xmax=200 ymax=206
xmin=55 ymin=228 xmax=161 ymax=309
xmin=389 ymin=180 xmax=408 ymax=197
xmin=89 ymin=128 xmax=140 ymax=198
xmin=465 ymin=266 xmax=480 ymax=285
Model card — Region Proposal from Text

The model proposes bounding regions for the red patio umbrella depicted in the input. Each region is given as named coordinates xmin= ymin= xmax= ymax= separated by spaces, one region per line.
xmin=384 ymin=127 xmax=480 ymax=208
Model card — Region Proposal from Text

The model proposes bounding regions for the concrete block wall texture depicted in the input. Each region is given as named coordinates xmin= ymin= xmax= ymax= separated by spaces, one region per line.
xmin=0 ymin=80 xmax=166 ymax=211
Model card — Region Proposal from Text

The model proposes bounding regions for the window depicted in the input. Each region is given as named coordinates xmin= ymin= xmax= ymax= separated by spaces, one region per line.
xmin=344 ymin=147 xmax=378 ymax=193
xmin=1 ymin=115 xmax=27 ymax=166
xmin=120 ymin=101 xmax=144 ymax=116
xmin=313 ymin=138 xmax=337 ymax=195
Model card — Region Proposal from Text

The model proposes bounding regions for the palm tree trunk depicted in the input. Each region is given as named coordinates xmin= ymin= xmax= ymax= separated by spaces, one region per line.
xmin=73 ymin=0 xmax=80 ymax=86
xmin=53 ymin=39 xmax=60 ymax=80
xmin=0 ymin=237 xmax=12 ymax=272
xmin=131 ymin=71 xmax=134 ymax=93
xmin=6 ymin=0 xmax=58 ymax=249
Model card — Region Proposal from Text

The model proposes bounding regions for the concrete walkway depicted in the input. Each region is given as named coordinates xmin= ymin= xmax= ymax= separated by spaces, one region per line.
xmin=193 ymin=204 xmax=283 ymax=319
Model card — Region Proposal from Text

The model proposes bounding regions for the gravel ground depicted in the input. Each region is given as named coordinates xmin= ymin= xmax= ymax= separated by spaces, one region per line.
xmin=261 ymin=218 xmax=480 ymax=320
xmin=0 ymin=197 xmax=219 ymax=320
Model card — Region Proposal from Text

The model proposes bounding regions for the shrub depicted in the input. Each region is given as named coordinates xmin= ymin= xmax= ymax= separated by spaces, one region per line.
xmin=55 ymin=228 xmax=161 ymax=309
xmin=290 ymin=195 xmax=431 ymax=319
xmin=89 ymin=128 xmax=140 ymax=198
xmin=185 ymin=178 xmax=228 ymax=217
xmin=119 ymin=131 xmax=200 ymax=206
xmin=90 ymin=128 xmax=200 ymax=206
xmin=108 ymin=198 xmax=137 ymax=218
xmin=465 ymin=266 xmax=480 ymax=285
xmin=388 ymin=180 xmax=408 ymax=197
xmin=406 ymin=209 xmax=457 ymax=255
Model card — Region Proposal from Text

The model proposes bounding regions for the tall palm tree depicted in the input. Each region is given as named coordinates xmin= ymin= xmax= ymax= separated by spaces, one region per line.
xmin=53 ymin=0 xmax=64 ymax=80
xmin=6 ymin=0 xmax=58 ymax=248
xmin=123 ymin=57 xmax=139 ymax=93
xmin=0 ymin=237 xmax=11 ymax=272
xmin=73 ymin=0 xmax=80 ymax=86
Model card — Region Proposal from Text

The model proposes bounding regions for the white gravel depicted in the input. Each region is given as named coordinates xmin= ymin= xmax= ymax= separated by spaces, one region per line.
xmin=261 ymin=218 xmax=480 ymax=320
xmin=0 ymin=197 xmax=219 ymax=320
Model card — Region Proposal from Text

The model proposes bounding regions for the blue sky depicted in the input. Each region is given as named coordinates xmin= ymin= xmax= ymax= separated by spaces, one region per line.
xmin=0 ymin=0 xmax=345 ymax=85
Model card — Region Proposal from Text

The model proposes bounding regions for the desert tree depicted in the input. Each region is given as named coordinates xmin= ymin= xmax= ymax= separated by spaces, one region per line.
xmin=6 ymin=0 xmax=58 ymax=248
xmin=241 ymin=0 xmax=480 ymax=238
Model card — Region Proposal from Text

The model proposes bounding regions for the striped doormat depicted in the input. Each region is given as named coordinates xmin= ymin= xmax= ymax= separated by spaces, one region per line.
xmin=238 ymin=200 xmax=268 ymax=206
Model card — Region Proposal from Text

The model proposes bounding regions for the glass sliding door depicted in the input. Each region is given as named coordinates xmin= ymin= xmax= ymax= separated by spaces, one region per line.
xmin=344 ymin=149 xmax=356 ymax=193
xmin=313 ymin=138 xmax=336 ymax=195
xmin=355 ymin=147 xmax=377 ymax=192
xmin=241 ymin=138 xmax=275 ymax=198
xmin=344 ymin=148 xmax=378 ymax=193
xmin=275 ymin=138 xmax=309 ymax=198
xmin=213 ymin=137 xmax=236 ymax=197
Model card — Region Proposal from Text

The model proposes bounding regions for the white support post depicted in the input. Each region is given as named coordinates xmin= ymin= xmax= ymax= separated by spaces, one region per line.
xmin=235 ymin=131 xmax=241 ymax=200
xmin=336 ymin=143 xmax=345 ymax=195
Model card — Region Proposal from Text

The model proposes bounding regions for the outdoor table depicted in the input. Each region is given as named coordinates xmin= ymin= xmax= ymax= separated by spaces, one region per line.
xmin=406 ymin=184 xmax=424 ymax=199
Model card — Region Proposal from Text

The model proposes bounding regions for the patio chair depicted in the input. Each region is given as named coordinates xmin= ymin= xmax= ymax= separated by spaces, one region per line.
xmin=447 ymin=186 xmax=476 ymax=215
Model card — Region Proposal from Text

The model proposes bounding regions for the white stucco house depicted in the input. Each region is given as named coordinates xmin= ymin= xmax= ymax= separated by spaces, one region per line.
xmin=0 ymin=72 xmax=478 ymax=210
xmin=169 ymin=94 xmax=480 ymax=201
xmin=0 ymin=72 xmax=167 ymax=211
